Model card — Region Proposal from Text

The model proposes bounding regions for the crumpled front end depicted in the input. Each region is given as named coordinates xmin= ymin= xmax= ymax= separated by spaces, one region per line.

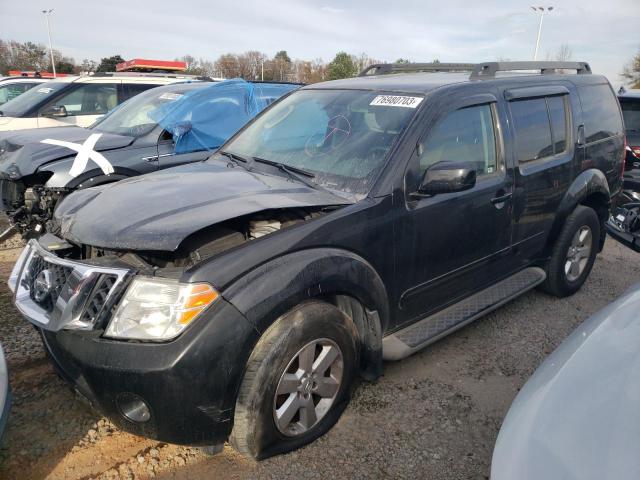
xmin=9 ymin=235 xmax=259 ymax=445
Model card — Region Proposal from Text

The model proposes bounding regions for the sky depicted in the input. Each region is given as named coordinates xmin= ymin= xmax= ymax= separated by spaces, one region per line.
xmin=1 ymin=0 xmax=638 ymax=86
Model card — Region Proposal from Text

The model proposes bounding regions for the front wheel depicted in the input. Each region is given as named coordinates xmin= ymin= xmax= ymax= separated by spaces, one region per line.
xmin=539 ymin=205 xmax=600 ymax=297
xmin=230 ymin=301 xmax=358 ymax=460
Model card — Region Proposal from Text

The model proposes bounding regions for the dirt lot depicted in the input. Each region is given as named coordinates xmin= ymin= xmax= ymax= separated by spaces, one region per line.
xmin=0 ymin=232 xmax=638 ymax=480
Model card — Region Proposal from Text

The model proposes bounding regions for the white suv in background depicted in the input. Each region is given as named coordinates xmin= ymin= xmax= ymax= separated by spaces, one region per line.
xmin=0 ymin=77 xmax=49 ymax=106
xmin=0 ymin=73 xmax=200 ymax=131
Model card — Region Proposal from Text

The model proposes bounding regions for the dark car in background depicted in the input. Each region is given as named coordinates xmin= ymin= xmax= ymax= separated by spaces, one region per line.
xmin=9 ymin=61 xmax=623 ymax=460
xmin=0 ymin=79 xmax=300 ymax=237
xmin=619 ymin=89 xmax=640 ymax=170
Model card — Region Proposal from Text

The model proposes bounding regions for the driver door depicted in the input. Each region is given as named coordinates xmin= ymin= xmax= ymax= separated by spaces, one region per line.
xmin=395 ymin=95 xmax=514 ymax=325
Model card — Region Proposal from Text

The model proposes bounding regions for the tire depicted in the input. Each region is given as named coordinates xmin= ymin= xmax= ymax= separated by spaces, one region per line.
xmin=230 ymin=301 xmax=359 ymax=460
xmin=539 ymin=205 xmax=600 ymax=297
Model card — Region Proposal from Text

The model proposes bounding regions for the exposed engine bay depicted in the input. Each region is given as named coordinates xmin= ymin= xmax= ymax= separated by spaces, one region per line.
xmin=0 ymin=181 xmax=69 ymax=236
xmin=48 ymin=207 xmax=332 ymax=273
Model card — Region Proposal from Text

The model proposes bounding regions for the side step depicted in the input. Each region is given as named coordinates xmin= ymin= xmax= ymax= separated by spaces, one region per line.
xmin=382 ymin=267 xmax=546 ymax=361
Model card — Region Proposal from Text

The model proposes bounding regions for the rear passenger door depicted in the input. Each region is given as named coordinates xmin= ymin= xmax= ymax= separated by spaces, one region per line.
xmin=505 ymin=85 xmax=576 ymax=259
xmin=396 ymin=93 xmax=514 ymax=324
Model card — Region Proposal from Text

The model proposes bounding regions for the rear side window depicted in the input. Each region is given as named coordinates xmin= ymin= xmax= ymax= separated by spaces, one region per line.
xmin=419 ymin=104 xmax=497 ymax=177
xmin=579 ymin=84 xmax=622 ymax=143
xmin=620 ymin=97 xmax=640 ymax=133
xmin=122 ymin=83 xmax=158 ymax=102
xmin=510 ymin=95 xmax=568 ymax=162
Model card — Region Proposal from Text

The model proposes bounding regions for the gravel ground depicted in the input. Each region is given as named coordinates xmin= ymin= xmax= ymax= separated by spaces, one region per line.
xmin=0 ymin=223 xmax=638 ymax=479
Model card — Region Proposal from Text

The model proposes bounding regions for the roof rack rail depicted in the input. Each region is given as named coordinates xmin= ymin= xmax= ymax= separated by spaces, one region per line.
xmin=358 ymin=62 xmax=475 ymax=77
xmin=90 ymin=71 xmax=209 ymax=79
xmin=470 ymin=61 xmax=592 ymax=78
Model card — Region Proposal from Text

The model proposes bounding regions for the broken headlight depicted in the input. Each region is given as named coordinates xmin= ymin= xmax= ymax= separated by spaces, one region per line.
xmin=104 ymin=277 xmax=218 ymax=341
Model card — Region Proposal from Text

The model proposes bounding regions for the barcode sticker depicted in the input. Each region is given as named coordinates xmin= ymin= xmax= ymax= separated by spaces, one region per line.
xmin=370 ymin=95 xmax=423 ymax=108
xmin=159 ymin=92 xmax=183 ymax=101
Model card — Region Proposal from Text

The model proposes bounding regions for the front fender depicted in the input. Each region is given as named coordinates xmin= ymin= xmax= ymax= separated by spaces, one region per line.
xmin=222 ymin=248 xmax=390 ymax=335
xmin=547 ymin=168 xmax=610 ymax=250
xmin=43 ymin=164 xmax=139 ymax=189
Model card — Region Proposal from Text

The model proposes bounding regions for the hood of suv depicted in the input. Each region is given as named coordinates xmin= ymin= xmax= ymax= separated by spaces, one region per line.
xmin=55 ymin=161 xmax=351 ymax=251
xmin=0 ymin=127 xmax=134 ymax=179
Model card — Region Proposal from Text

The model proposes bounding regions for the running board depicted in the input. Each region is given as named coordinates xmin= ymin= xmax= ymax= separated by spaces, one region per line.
xmin=382 ymin=267 xmax=546 ymax=361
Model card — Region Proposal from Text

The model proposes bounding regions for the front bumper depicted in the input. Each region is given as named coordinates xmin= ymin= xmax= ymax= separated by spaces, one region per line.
xmin=39 ymin=298 xmax=258 ymax=445
xmin=0 ymin=344 xmax=10 ymax=441
xmin=10 ymin=240 xmax=260 ymax=445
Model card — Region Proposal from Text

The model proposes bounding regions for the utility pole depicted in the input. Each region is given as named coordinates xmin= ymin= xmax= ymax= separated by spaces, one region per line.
xmin=531 ymin=6 xmax=554 ymax=60
xmin=42 ymin=9 xmax=56 ymax=77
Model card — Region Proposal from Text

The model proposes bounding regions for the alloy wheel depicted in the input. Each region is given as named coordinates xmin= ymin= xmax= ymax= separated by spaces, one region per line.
xmin=273 ymin=338 xmax=343 ymax=437
xmin=565 ymin=225 xmax=592 ymax=282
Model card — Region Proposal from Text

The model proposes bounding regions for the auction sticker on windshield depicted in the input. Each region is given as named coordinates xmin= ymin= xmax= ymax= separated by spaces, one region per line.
xmin=159 ymin=92 xmax=183 ymax=101
xmin=370 ymin=95 xmax=423 ymax=108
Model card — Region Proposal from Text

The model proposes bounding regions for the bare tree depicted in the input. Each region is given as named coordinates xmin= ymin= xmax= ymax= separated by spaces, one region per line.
xmin=622 ymin=48 xmax=640 ymax=88
xmin=555 ymin=44 xmax=573 ymax=61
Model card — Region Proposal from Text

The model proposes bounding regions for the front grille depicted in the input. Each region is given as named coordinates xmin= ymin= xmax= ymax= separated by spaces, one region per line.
xmin=27 ymin=254 xmax=73 ymax=311
xmin=11 ymin=239 xmax=130 ymax=332
xmin=79 ymin=274 xmax=118 ymax=325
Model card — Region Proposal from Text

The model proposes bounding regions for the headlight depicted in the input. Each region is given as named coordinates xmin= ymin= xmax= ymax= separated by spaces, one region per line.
xmin=104 ymin=277 xmax=219 ymax=341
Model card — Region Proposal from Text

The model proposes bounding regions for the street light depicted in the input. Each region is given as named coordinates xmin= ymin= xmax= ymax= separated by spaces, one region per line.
xmin=42 ymin=9 xmax=56 ymax=77
xmin=531 ymin=6 xmax=554 ymax=61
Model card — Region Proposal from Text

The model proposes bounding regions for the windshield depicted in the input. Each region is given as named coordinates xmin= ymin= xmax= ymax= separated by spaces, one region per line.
xmin=91 ymin=86 xmax=192 ymax=137
xmin=221 ymin=89 xmax=420 ymax=197
xmin=621 ymin=98 xmax=640 ymax=132
xmin=0 ymin=81 xmax=68 ymax=117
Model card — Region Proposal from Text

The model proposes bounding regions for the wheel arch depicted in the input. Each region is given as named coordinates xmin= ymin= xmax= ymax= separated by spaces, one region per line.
xmin=546 ymin=169 xmax=611 ymax=254
xmin=65 ymin=166 xmax=139 ymax=189
xmin=222 ymin=248 xmax=389 ymax=381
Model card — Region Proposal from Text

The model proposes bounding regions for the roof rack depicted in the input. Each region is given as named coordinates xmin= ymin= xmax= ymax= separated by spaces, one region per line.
xmin=358 ymin=61 xmax=592 ymax=79
xmin=470 ymin=61 xmax=592 ymax=78
xmin=358 ymin=63 xmax=475 ymax=77
xmin=90 ymin=71 xmax=210 ymax=80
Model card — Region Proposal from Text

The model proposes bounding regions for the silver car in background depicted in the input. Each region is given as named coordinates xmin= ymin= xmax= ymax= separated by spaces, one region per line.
xmin=491 ymin=284 xmax=640 ymax=480
xmin=0 ymin=343 xmax=9 ymax=440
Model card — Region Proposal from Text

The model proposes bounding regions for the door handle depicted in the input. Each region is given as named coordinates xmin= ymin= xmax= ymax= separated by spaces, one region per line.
xmin=490 ymin=192 xmax=512 ymax=204
xmin=141 ymin=153 xmax=174 ymax=162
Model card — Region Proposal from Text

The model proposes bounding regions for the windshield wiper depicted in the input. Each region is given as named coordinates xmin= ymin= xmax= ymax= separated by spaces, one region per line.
xmin=219 ymin=150 xmax=255 ymax=171
xmin=251 ymin=157 xmax=322 ymax=190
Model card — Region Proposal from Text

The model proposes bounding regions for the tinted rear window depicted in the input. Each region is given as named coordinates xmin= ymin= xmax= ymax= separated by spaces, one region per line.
xmin=510 ymin=98 xmax=553 ymax=162
xmin=579 ymin=84 xmax=622 ymax=143
xmin=620 ymin=97 xmax=640 ymax=133
xmin=547 ymin=96 xmax=567 ymax=153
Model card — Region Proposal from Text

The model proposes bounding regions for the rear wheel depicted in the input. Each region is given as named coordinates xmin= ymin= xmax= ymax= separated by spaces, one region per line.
xmin=230 ymin=301 xmax=358 ymax=460
xmin=540 ymin=205 xmax=600 ymax=297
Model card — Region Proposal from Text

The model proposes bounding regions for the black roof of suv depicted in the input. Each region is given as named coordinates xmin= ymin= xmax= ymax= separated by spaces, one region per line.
xmin=9 ymin=61 xmax=624 ymax=460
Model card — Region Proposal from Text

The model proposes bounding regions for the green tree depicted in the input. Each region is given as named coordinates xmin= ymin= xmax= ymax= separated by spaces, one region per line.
xmin=395 ymin=58 xmax=410 ymax=64
xmin=55 ymin=60 xmax=75 ymax=74
xmin=96 ymin=54 xmax=125 ymax=72
xmin=328 ymin=51 xmax=357 ymax=80
xmin=274 ymin=50 xmax=291 ymax=63
xmin=622 ymin=48 xmax=640 ymax=88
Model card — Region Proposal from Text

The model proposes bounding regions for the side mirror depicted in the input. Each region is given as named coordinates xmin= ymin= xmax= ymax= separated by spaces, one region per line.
xmin=417 ymin=161 xmax=477 ymax=196
xmin=40 ymin=105 xmax=68 ymax=118
xmin=171 ymin=121 xmax=193 ymax=137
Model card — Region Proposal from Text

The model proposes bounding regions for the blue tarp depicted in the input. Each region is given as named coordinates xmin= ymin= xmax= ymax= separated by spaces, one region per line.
xmin=150 ymin=79 xmax=298 ymax=154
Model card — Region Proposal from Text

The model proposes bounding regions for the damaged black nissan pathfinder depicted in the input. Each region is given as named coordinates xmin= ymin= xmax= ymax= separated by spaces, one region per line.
xmin=9 ymin=62 xmax=624 ymax=459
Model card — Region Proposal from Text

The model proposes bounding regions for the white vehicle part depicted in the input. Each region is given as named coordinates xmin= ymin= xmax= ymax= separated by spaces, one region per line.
xmin=40 ymin=133 xmax=114 ymax=177
xmin=249 ymin=219 xmax=281 ymax=239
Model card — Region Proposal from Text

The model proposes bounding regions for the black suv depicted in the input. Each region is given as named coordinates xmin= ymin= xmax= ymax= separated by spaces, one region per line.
xmin=8 ymin=61 xmax=624 ymax=459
